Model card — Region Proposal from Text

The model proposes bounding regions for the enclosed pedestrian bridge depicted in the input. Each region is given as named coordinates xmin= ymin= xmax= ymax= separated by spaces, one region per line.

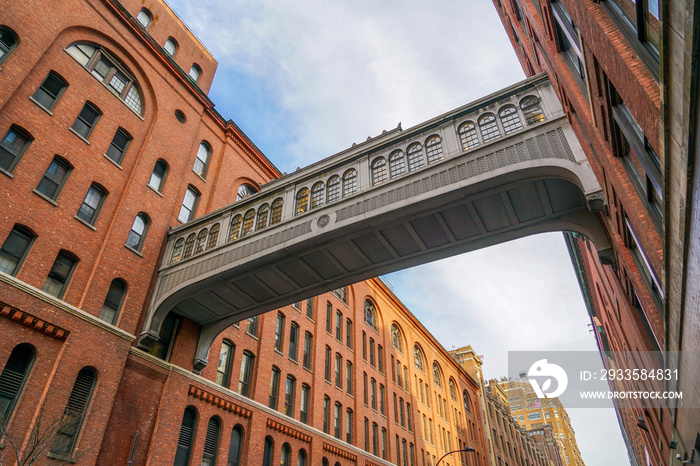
xmin=139 ymin=74 xmax=609 ymax=371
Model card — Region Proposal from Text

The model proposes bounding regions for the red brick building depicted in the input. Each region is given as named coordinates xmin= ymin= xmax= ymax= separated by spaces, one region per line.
xmin=493 ymin=0 xmax=700 ymax=464
xmin=0 ymin=1 xmax=492 ymax=465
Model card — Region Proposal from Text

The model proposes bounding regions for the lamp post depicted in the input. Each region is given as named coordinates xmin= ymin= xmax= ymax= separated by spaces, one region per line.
xmin=435 ymin=446 xmax=475 ymax=466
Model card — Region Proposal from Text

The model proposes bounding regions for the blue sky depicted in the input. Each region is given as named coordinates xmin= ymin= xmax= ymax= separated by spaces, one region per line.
xmin=166 ymin=0 xmax=630 ymax=463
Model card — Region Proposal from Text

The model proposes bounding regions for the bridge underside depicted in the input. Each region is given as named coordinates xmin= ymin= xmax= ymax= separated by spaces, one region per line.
xmin=142 ymin=170 xmax=608 ymax=372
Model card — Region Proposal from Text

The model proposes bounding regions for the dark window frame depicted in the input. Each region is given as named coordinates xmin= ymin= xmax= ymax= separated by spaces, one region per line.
xmin=31 ymin=71 xmax=68 ymax=112
xmin=0 ymin=225 xmax=36 ymax=276
xmin=0 ymin=125 xmax=33 ymax=175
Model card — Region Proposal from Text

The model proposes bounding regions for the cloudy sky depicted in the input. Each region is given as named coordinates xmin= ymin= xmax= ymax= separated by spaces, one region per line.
xmin=166 ymin=0 xmax=628 ymax=463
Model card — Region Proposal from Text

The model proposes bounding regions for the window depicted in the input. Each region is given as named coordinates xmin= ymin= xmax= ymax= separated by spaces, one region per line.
xmin=449 ymin=379 xmax=457 ymax=401
xmin=284 ymin=376 xmax=295 ymax=416
xmin=458 ymin=121 xmax=479 ymax=150
xmin=371 ymin=157 xmax=387 ymax=185
xmin=370 ymin=378 xmax=377 ymax=410
xmin=297 ymin=449 xmax=307 ymax=466
xmin=407 ymin=403 xmax=412 ymax=431
xmin=236 ymin=183 xmax=256 ymax=200
xmin=245 ymin=316 xmax=258 ymax=337
xmin=0 ymin=125 xmax=32 ymax=173
xmin=105 ymin=128 xmax=131 ymax=165
xmin=34 ymin=157 xmax=70 ymax=202
xmin=414 ymin=345 xmax=424 ymax=371
xmin=280 ymin=443 xmax=291 ymax=466
xmin=175 ymin=110 xmax=186 ymax=123
xmin=0 ymin=27 xmax=18 ymax=66
xmin=369 ymin=338 xmax=375 ymax=367
xmin=389 ymin=150 xmax=406 ymax=178
xmin=237 ymin=351 xmax=254 ymax=397
xmin=0 ymin=225 xmax=35 ymax=276
xmin=262 ymin=437 xmax=274 ymax=466
xmin=189 ymin=64 xmax=202 ymax=83
xmin=99 ymin=278 xmax=126 ymax=325
xmin=377 ymin=345 xmax=384 ymax=373
xmin=364 ymin=418 xmax=369 ymax=451
xmin=324 ymin=346 xmax=331 ymax=382
xmin=327 ymin=175 xmax=340 ymax=202
xmin=332 ymin=286 xmax=348 ymax=303
xmin=364 ymin=300 xmax=377 ymax=330
xmin=372 ymin=423 xmax=379 ymax=455
xmin=379 ymin=384 xmax=385 ymax=414
xmin=66 ymin=43 xmax=143 ymax=114
xmin=326 ymin=302 xmax=332 ymax=333
xmin=346 ymin=361 xmax=353 ymax=395
xmin=227 ymin=425 xmax=243 ymax=466
xmin=164 ymin=37 xmax=178 ymax=57
xmin=479 ymin=114 xmax=500 ymax=142
xmin=207 ymin=224 xmax=219 ymax=249
xmin=363 ymin=372 xmax=368 ymax=405
xmin=126 ymin=213 xmax=149 ymax=252
xmin=50 ymin=367 xmax=96 ymax=456
xmin=302 ymin=332 xmax=312 ymax=369
xmin=425 ymin=136 xmax=444 ymax=164
xmin=433 ymin=363 xmax=442 ymax=388
xmin=311 ymin=182 xmax=324 ymax=208
xmin=136 ymin=8 xmax=152 ymax=28
xmin=178 ymin=186 xmax=199 ymax=222
xmin=346 ymin=319 xmax=352 ymax=348
xmin=173 ymin=406 xmax=197 ymax=466
xmin=274 ymin=313 xmax=285 ymax=352
xmin=300 ymin=384 xmax=310 ymax=423
xmin=335 ymin=311 xmax=343 ymax=340
xmin=268 ymin=366 xmax=281 ymax=409
xmin=323 ymin=396 xmax=330 ymax=433
xmin=407 ymin=143 xmax=424 ymax=171
xmin=499 ymin=105 xmax=523 ymax=134
xmin=254 ymin=204 xmax=269 ymax=231
xmin=270 ymin=198 xmax=284 ymax=225
xmin=289 ymin=322 xmax=299 ymax=361
xmin=193 ymin=142 xmax=211 ymax=178
xmin=362 ymin=332 xmax=367 ymax=360
xmin=391 ymin=324 xmax=403 ymax=352
xmin=76 ymin=183 xmax=106 ymax=225
xmin=42 ymin=250 xmax=78 ymax=298
xmin=520 ymin=96 xmax=545 ymax=125
xmin=295 ymin=188 xmax=309 ymax=215
xmin=32 ymin=72 xmax=67 ymax=111
xmin=335 ymin=353 xmax=342 ymax=388
xmin=346 ymin=409 xmax=353 ymax=443
xmin=148 ymin=159 xmax=167 ymax=192
xmin=201 ymin=417 xmax=220 ymax=466
xmin=334 ymin=402 xmax=342 ymax=438
xmin=216 ymin=340 xmax=234 ymax=387
xmin=552 ymin=1 xmax=585 ymax=83
xmin=342 ymin=169 xmax=357 ymax=197
xmin=604 ymin=0 xmax=659 ymax=67
xmin=624 ymin=216 xmax=663 ymax=306
xmin=0 ymin=344 xmax=35 ymax=422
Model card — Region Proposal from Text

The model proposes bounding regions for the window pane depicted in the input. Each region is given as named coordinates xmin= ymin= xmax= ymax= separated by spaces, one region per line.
xmin=76 ymin=185 xmax=105 ymax=224
xmin=0 ymin=127 xmax=31 ymax=173
xmin=0 ymin=227 xmax=34 ymax=275
xmin=32 ymin=73 xmax=66 ymax=110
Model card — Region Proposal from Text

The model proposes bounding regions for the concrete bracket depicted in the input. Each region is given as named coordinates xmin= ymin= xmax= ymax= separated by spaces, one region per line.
xmin=586 ymin=191 xmax=607 ymax=212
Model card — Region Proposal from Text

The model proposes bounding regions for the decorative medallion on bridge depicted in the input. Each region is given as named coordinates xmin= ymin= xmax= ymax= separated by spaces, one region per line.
xmin=318 ymin=214 xmax=330 ymax=227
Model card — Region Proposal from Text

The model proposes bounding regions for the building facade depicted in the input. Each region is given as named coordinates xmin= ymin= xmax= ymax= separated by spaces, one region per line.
xmin=493 ymin=0 xmax=700 ymax=464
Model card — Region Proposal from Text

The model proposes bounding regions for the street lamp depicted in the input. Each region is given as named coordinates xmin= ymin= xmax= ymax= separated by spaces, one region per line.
xmin=435 ymin=446 xmax=475 ymax=466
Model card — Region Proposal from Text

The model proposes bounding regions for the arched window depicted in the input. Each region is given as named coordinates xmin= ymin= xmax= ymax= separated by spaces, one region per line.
xmin=148 ymin=159 xmax=168 ymax=192
xmin=182 ymin=233 xmax=196 ymax=259
xmin=389 ymin=150 xmax=406 ymax=178
xmin=0 ymin=27 xmax=19 ymax=66
xmin=227 ymin=425 xmax=244 ymax=466
xmin=262 ymin=436 xmax=274 ymax=466
xmin=99 ymin=278 xmax=126 ymax=325
xmin=171 ymin=238 xmax=184 ymax=263
xmin=478 ymin=114 xmax=500 ymax=142
xmin=432 ymin=362 xmax=442 ymax=388
xmin=0 ymin=224 xmax=36 ymax=276
xmin=178 ymin=186 xmax=199 ymax=223
xmin=207 ymin=223 xmax=220 ymax=249
xmin=297 ymin=449 xmax=307 ymax=466
xmin=413 ymin=345 xmax=424 ymax=371
xmin=407 ymin=143 xmax=424 ymax=171
xmin=241 ymin=209 xmax=255 ymax=236
xmin=364 ymin=300 xmax=377 ymax=331
xmin=463 ymin=390 xmax=471 ymax=414
xmin=175 ymin=110 xmax=186 ymax=123
xmin=391 ymin=324 xmax=403 ymax=353
xmin=194 ymin=227 xmax=208 ymax=254
xmin=189 ymin=64 xmax=202 ymax=83
xmin=295 ymin=188 xmax=309 ymax=215
xmin=371 ymin=157 xmax=387 ymax=185
xmin=229 ymin=214 xmax=242 ymax=241
xmin=174 ymin=406 xmax=197 ymax=466
xmin=237 ymin=351 xmax=254 ymax=396
xmin=270 ymin=198 xmax=284 ymax=225
xmin=136 ymin=8 xmax=153 ymax=29
xmin=42 ymin=250 xmax=78 ymax=298
xmin=66 ymin=43 xmax=143 ymax=115
xmin=50 ymin=367 xmax=97 ymax=456
xmin=201 ymin=416 xmax=221 ymax=466
xmin=126 ymin=213 xmax=149 ymax=252
xmin=342 ymin=169 xmax=357 ymax=197
xmin=193 ymin=142 xmax=211 ymax=178
xmin=425 ymin=136 xmax=444 ymax=164
xmin=311 ymin=182 xmax=324 ymax=208
xmin=280 ymin=443 xmax=291 ymax=466
xmin=236 ymin=183 xmax=257 ymax=201
xmin=327 ymin=175 xmax=341 ymax=202
xmin=449 ymin=378 xmax=457 ymax=401
xmin=520 ymin=96 xmax=545 ymax=125
xmin=1 ymin=125 xmax=33 ymax=174
xmin=0 ymin=343 xmax=35 ymax=422
xmin=164 ymin=37 xmax=178 ymax=57
xmin=256 ymin=204 xmax=270 ymax=231
xmin=216 ymin=340 xmax=234 ymax=387
xmin=458 ymin=121 xmax=479 ymax=150
xmin=499 ymin=105 xmax=523 ymax=134
xmin=32 ymin=72 xmax=68 ymax=112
